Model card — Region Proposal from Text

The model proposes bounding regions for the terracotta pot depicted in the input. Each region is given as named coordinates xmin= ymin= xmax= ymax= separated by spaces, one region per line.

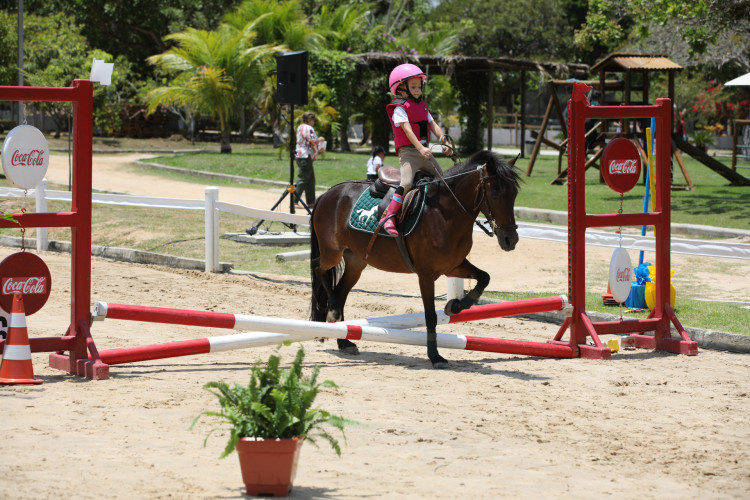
xmin=236 ymin=437 xmax=304 ymax=497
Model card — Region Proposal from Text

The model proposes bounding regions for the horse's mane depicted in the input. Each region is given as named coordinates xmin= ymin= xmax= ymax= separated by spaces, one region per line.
xmin=445 ymin=150 xmax=521 ymax=192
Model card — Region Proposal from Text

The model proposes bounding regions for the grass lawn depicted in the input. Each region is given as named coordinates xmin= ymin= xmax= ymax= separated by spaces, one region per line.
xmin=146 ymin=146 xmax=750 ymax=230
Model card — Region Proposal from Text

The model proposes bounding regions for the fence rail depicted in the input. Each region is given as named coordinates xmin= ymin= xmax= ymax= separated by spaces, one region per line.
xmin=2 ymin=182 xmax=749 ymax=271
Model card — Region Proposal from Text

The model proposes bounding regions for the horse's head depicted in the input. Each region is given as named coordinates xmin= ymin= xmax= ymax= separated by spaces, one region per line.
xmin=466 ymin=151 xmax=521 ymax=251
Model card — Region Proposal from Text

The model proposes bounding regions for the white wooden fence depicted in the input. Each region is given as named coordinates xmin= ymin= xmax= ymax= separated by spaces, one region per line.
xmin=2 ymin=181 xmax=748 ymax=276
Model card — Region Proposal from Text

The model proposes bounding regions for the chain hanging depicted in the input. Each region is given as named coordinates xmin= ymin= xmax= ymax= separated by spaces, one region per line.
xmin=617 ymin=193 xmax=624 ymax=320
xmin=19 ymin=190 xmax=29 ymax=252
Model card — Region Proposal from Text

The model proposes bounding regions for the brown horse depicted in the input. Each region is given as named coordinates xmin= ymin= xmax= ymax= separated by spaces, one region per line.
xmin=310 ymin=150 xmax=521 ymax=369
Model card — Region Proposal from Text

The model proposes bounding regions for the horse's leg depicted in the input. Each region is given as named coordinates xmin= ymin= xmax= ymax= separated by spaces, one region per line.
xmin=311 ymin=253 xmax=343 ymax=322
xmin=443 ymin=259 xmax=491 ymax=316
xmin=332 ymin=250 xmax=367 ymax=355
xmin=418 ymin=274 xmax=450 ymax=370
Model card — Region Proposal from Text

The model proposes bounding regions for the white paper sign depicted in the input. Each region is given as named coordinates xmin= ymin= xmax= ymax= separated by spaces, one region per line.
xmin=90 ymin=58 xmax=114 ymax=85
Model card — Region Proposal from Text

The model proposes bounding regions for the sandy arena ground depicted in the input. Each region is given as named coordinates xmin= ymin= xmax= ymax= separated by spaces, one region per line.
xmin=0 ymin=153 xmax=748 ymax=499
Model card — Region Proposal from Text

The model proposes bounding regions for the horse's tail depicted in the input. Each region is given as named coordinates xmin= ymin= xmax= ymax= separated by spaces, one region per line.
xmin=309 ymin=214 xmax=331 ymax=322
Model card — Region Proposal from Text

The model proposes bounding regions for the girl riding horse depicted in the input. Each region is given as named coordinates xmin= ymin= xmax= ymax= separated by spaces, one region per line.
xmin=380 ymin=64 xmax=452 ymax=236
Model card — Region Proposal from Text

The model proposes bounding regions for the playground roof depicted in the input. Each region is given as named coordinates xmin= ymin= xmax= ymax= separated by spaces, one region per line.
xmin=349 ymin=52 xmax=590 ymax=79
xmin=591 ymin=53 xmax=683 ymax=72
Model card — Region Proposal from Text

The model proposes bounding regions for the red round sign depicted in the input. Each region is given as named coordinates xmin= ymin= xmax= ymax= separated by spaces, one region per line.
xmin=0 ymin=252 xmax=52 ymax=315
xmin=601 ymin=138 xmax=641 ymax=193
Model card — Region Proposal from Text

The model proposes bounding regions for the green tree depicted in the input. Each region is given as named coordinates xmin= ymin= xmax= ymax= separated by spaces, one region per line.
xmin=0 ymin=10 xmax=17 ymax=86
xmin=575 ymin=0 xmax=750 ymax=57
xmin=224 ymin=0 xmax=323 ymax=50
xmin=146 ymin=27 xmax=249 ymax=152
xmin=21 ymin=12 xmax=134 ymax=137
xmin=431 ymin=0 xmax=575 ymax=59
xmin=1 ymin=0 xmax=245 ymax=79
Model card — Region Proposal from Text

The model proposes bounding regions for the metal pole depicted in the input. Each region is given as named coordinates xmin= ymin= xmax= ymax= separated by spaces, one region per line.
xmin=17 ymin=0 xmax=24 ymax=124
xmin=289 ymin=104 xmax=296 ymax=216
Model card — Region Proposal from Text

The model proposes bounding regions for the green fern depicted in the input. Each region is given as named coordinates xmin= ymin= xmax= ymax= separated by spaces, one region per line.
xmin=192 ymin=344 xmax=358 ymax=458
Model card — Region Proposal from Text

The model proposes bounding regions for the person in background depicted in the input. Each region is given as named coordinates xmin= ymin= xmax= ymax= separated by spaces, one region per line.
xmin=366 ymin=145 xmax=386 ymax=181
xmin=295 ymin=111 xmax=323 ymax=207
xmin=676 ymin=110 xmax=687 ymax=141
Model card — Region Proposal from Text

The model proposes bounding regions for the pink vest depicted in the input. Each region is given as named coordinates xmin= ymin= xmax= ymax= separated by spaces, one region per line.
xmin=387 ymin=98 xmax=429 ymax=153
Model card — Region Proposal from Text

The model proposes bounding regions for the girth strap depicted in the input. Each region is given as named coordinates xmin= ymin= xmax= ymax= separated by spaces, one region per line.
xmin=363 ymin=217 xmax=417 ymax=273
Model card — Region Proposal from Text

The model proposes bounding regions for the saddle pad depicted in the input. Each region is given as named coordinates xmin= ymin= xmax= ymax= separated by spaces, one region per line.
xmin=348 ymin=187 xmax=423 ymax=237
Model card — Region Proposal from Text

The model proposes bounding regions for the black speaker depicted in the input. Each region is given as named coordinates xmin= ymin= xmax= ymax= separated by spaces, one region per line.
xmin=276 ymin=51 xmax=308 ymax=105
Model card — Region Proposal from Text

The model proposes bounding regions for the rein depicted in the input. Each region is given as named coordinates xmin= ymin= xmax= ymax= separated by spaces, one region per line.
xmin=426 ymin=161 xmax=517 ymax=238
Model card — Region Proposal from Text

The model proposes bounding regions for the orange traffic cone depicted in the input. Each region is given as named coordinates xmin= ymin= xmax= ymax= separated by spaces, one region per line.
xmin=601 ymin=281 xmax=617 ymax=306
xmin=0 ymin=292 xmax=42 ymax=385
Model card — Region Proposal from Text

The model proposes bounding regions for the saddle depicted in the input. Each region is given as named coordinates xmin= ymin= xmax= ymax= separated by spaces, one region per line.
xmin=368 ymin=167 xmax=439 ymax=223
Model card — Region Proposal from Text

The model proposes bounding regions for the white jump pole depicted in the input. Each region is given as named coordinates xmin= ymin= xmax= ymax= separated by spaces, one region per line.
xmin=90 ymin=296 xmax=572 ymax=365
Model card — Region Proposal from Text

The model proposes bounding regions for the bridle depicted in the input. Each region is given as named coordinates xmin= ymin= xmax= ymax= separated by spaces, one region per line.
xmin=425 ymin=141 xmax=518 ymax=238
xmin=472 ymin=164 xmax=518 ymax=238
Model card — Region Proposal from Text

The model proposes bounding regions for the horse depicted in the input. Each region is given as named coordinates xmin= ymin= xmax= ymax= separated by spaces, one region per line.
xmin=309 ymin=150 xmax=521 ymax=369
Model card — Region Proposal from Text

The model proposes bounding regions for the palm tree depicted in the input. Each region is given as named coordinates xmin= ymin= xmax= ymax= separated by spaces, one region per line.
xmin=223 ymin=0 xmax=325 ymax=145
xmin=145 ymin=24 xmax=282 ymax=153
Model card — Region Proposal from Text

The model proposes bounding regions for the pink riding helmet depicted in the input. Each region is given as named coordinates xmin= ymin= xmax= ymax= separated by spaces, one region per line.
xmin=389 ymin=63 xmax=427 ymax=95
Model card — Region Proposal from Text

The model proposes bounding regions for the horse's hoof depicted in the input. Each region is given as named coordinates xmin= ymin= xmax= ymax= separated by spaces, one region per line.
xmin=444 ymin=299 xmax=462 ymax=316
xmin=430 ymin=355 xmax=450 ymax=370
xmin=327 ymin=310 xmax=343 ymax=323
xmin=337 ymin=339 xmax=360 ymax=355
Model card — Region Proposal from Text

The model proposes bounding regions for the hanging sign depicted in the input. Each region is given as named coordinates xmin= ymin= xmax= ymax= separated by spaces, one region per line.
xmin=1 ymin=125 xmax=50 ymax=190
xmin=0 ymin=252 xmax=51 ymax=315
xmin=608 ymin=248 xmax=633 ymax=304
xmin=601 ymin=138 xmax=641 ymax=193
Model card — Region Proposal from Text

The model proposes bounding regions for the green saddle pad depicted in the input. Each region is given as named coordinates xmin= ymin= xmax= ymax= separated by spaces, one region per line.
xmin=348 ymin=187 xmax=423 ymax=237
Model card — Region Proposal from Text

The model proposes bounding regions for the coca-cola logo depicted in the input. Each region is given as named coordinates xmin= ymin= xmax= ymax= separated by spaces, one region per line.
xmin=10 ymin=149 xmax=46 ymax=167
xmin=601 ymin=138 xmax=641 ymax=194
xmin=615 ymin=267 xmax=631 ymax=283
xmin=0 ymin=253 xmax=52 ymax=315
xmin=608 ymin=159 xmax=638 ymax=175
xmin=2 ymin=276 xmax=48 ymax=295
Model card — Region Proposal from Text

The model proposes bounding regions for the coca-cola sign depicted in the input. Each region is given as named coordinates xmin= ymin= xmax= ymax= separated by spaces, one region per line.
xmin=608 ymin=248 xmax=633 ymax=304
xmin=608 ymin=159 xmax=639 ymax=175
xmin=1 ymin=125 xmax=50 ymax=190
xmin=601 ymin=138 xmax=641 ymax=194
xmin=2 ymin=276 xmax=48 ymax=295
xmin=0 ymin=252 xmax=51 ymax=315
xmin=10 ymin=149 xmax=47 ymax=167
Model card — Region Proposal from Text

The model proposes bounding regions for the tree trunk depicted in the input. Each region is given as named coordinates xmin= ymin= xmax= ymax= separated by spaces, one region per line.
xmin=359 ymin=123 xmax=370 ymax=146
xmin=220 ymin=128 xmax=232 ymax=154
xmin=239 ymin=106 xmax=246 ymax=141
xmin=339 ymin=118 xmax=351 ymax=152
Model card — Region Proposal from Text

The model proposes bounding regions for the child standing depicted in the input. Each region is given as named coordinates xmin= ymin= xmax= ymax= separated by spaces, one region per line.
xmin=380 ymin=63 xmax=449 ymax=236
xmin=366 ymin=145 xmax=385 ymax=181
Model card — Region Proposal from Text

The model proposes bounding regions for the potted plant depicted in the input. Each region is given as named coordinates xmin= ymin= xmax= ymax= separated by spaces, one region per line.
xmin=691 ymin=129 xmax=715 ymax=152
xmin=192 ymin=344 xmax=357 ymax=497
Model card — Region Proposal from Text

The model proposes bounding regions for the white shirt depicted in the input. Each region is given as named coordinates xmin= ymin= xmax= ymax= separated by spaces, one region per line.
xmin=392 ymin=106 xmax=434 ymax=126
xmin=295 ymin=123 xmax=318 ymax=160
xmin=366 ymin=155 xmax=383 ymax=176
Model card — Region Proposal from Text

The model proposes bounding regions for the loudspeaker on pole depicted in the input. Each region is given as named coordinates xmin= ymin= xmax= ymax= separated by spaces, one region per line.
xmin=276 ymin=51 xmax=308 ymax=106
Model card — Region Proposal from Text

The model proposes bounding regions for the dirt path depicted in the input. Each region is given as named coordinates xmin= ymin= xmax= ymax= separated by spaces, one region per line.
xmin=0 ymin=152 xmax=748 ymax=499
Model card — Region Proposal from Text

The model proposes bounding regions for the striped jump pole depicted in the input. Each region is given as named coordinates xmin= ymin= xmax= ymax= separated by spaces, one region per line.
xmin=90 ymin=296 xmax=573 ymax=365
xmin=93 ymin=295 xmax=568 ymax=330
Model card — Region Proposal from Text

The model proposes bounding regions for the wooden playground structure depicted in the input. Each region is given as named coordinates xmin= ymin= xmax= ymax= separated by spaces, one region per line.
xmin=525 ymin=53 xmax=750 ymax=187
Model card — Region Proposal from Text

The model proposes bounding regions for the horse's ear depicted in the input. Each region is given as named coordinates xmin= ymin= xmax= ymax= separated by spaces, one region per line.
xmin=507 ymin=154 xmax=521 ymax=166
